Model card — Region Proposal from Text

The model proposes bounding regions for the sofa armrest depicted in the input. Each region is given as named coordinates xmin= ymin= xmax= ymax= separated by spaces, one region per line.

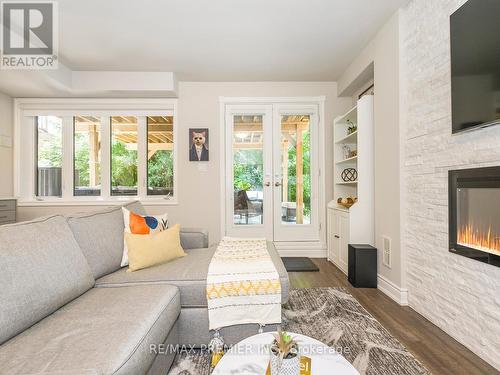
xmin=180 ymin=228 xmax=209 ymax=249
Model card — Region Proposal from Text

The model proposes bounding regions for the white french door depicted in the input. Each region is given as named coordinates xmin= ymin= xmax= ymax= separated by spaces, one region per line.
xmin=225 ymin=105 xmax=274 ymax=239
xmin=272 ymin=104 xmax=319 ymax=241
xmin=224 ymin=102 xmax=320 ymax=242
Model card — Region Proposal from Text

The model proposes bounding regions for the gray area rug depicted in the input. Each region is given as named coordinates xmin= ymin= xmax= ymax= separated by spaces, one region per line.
xmin=168 ymin=287 xmax=430 ymax=375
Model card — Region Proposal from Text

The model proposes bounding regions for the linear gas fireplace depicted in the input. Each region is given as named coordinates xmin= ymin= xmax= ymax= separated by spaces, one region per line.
xmin=449 ymin=166 xmax=500 ymax=267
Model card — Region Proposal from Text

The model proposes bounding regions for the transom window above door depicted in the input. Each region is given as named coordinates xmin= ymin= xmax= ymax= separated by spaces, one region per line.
xmin=15 ymin=99 xmax=177 ymax=205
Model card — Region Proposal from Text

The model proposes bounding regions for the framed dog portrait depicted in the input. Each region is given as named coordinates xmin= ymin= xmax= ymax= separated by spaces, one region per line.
xmin=189 ymin=128 xmax=209 ymax=161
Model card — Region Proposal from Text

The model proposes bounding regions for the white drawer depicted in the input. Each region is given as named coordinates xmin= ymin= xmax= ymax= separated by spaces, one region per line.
xmin=0 ymin=200 xmax=16 ymax=212
xmin=0 ymin=210 xmax=16 ymax=224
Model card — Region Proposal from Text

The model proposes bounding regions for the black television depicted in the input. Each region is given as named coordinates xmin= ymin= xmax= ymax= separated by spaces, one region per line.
xmin=450 ymin=0 xmax=500 ymax=134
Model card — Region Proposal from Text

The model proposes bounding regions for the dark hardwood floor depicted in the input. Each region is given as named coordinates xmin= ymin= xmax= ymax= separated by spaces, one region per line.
xmin=289 ymin=259 xmax=499 ymax=375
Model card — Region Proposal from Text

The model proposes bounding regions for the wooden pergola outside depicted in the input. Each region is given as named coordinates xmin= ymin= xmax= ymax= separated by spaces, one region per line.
xmin=74 ymin=116 xmax=174 ymax=187
xmin=233 ymin=115 xmax=310 ymax=224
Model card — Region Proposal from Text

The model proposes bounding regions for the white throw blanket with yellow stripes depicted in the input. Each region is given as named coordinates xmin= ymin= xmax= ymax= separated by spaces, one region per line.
xmin=206 ymin=237 xmax=282 ymax=330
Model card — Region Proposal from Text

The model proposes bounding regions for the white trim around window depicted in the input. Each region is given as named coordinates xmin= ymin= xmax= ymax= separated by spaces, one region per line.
xmin=14 ymin=98 xmax=178 ymax=206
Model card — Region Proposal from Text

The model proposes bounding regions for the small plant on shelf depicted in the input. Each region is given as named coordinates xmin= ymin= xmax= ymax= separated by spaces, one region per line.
xmin=346 ymin=119 xmax=357 ymax=135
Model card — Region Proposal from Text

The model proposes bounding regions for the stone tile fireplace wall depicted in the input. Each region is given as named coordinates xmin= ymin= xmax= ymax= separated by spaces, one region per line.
xmin=402 ymin=0 xmax=500 ymax=369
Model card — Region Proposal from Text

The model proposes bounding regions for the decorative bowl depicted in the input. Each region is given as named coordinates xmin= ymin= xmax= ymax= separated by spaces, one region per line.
xmin=337 ymin=197 xmax=357 ymax=209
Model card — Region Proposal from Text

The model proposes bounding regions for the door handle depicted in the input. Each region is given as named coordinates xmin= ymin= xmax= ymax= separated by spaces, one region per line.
xmin=264 ymin=182 xmax=271 ymax=187
xmin=275 ymin=182 xmax=282 ymax=187
xmin=334 ymin=235 xmax=340 ymax=239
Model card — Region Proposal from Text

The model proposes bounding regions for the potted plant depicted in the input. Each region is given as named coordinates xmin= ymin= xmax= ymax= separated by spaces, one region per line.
xmin=270 ymin=329 xmax=300 ymax=375
xmin=346 ymin=119 xmax=357 ymax=135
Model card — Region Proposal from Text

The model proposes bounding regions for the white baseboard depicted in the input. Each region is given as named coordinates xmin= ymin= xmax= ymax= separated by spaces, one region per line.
xmin=274 ymin=241 xmax=327 ymax=258
xmin=377 ymin=274 xmax=409 ymax=306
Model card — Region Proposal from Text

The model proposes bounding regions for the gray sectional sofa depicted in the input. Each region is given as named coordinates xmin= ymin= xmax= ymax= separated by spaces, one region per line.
xmin=0 ymin=201 xmax=289 ymax=375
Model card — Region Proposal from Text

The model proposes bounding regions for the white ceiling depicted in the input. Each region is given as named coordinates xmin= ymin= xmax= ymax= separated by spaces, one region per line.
xmin=56 ymin=0 xmax=406 ymax=81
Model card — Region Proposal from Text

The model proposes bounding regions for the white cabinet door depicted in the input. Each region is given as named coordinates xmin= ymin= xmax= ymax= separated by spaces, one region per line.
xmin=338 ymin=213 xmax=350 ymax=275
xmin=328 ymin=208 xmax=345 ymax=269
xmin=327 ymin=209 xmax=332 ymax=261
xmin=333 ymin=224 xmax=341 ymax=267
xmin=327 ymin=208 xmax=337 ymax=263
xmin=328 ymin=208 xmax=350 ymax=275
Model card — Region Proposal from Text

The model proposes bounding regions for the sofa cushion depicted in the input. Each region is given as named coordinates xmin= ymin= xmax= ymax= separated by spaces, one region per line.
xmin=179 ymin=227 xmax=209 ymax=249
xmin=67 ymin=201 xmax=146 ymax=279
xmin=96 ymin=242 xmax=290 ymax=307
xmin=121 ymin=206 xmax=169 ymax=267
xmin=126 ymin=224 xmax=186 ymax=272
xmin=123 ymin=200 xmax=147 ymax=216
xmin=97 ymin=247 xmax=215 ymax=307
xmin=0 ymin=215 xmax=95 ymax=345
xmin=0 ymin=284 xmax=180 ymax=375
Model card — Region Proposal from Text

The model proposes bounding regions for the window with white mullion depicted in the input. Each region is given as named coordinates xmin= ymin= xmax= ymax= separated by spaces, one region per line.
xmin=61 ymin=117 xmax=74 ymax=200
xmin=146 ymin=115 xmax=175 ymax=197
xmin=100 ymin=116 xmax=111 ymax=200
xmin=35 ymin=115 xmax=64 ymax=199
xmin=16 ymin=99 xmax=178 ymax=204
xmin=110 ymin=116 xmax=139 ymax=197
xmin=137 ymin=116 xmax=148 ymax=198
xmin=22 ymin=117 xmax=36 ymax=201
xmin=73 ymin=116 xmax=103 ymax=197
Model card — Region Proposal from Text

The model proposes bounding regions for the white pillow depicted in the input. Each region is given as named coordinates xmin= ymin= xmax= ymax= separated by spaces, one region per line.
xmin=121 ymin=207 xmax=169 ymax=267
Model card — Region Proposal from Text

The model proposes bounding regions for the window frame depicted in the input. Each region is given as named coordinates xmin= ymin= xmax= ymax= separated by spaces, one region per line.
xmin=14 ymin=98 xmax=178 ymax=206
xmin=73 ymin=116 xmax=102 ymax=197
xmin=146 ymin=115 xmax=175 ymax=198
xmin=35 ymin=115 xmax=65 ymax=198
xmin=110 ymin=115 xmax=140 ymax=198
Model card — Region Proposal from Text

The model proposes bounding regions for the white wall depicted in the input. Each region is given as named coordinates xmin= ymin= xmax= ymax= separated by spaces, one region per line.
xmin=401 ymin=0 xmax=500 ymax=370
xmin=337 ymin=11 xmax=404 ymax=295
xmin=0 ymin=92 xmax=13 ymax=197
xmin=16 ymin=82 xmax=352 ymax=246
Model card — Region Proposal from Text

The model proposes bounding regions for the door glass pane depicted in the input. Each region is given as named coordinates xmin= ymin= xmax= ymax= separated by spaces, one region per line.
xmin=280 ymin=115 xmax=311 ymax=225
xmin=233 ymin=115 xmax=264 ymax=225
xmin=74 ymin=116 xmax=101 ymax=196
xmin=36 ymin=116 xmax=63 ymax=197
xmin=147 ymin=116 xmax=174 ymax=196
xmin=111 ymin=116 xmax=138 ymax=196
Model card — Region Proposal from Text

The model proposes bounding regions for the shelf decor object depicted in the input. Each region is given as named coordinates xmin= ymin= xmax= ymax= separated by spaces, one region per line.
xmin=337 ymin=197 xmax=357 ymax=209
xmin=342 ymin=145 xmax=351 ymax=160
xmin=346 ymin=119 xmax=357 ymax=135
xmin=341 ymin=168 xmax=357 ymax=182
xmin=327 ymin=95 xmax=374 ymax=275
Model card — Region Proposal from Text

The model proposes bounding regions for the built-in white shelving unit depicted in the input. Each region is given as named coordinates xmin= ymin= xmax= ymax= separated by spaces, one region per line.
xmin=327 ymin=95 xmax=374 ymax=274
xmin=335 ymin=131 xmax=358 ymax=145
xmin=334 ymin=181 xmax=358 ymax=186
xmin=336 ymin=156 xmax=358 ymax=165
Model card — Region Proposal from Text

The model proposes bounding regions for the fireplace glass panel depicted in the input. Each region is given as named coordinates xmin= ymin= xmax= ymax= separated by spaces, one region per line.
xmin=456 ymin=187 xmax=500 ymax=256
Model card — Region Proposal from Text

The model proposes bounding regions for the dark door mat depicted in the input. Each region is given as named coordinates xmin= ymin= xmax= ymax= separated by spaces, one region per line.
xmin=281 ymin=257 xmax=320 ymax=272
